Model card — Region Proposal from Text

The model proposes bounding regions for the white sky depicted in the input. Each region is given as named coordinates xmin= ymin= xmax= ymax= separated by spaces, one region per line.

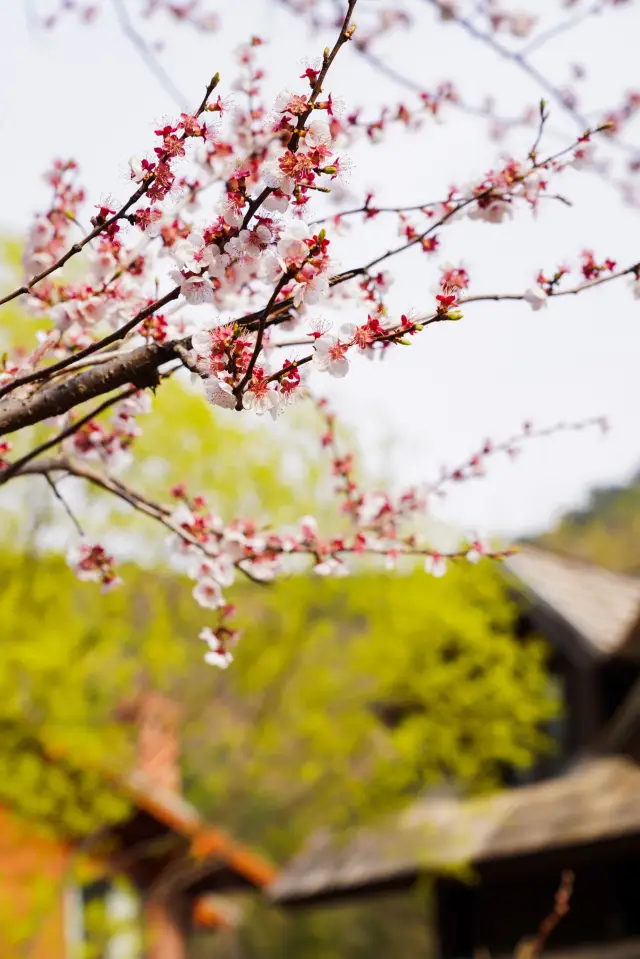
xmin=1 ymin=0 xmax=640 ymax=541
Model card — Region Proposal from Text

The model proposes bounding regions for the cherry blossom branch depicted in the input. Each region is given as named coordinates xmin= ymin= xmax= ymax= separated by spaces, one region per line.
xmin=459 ymin=260 xmax=640 ymax=305
xmin=0 ymin=73 xmax=221 ymax=309
xmin=328 ymin=131 xmax=604 ymax=291
xmin=233 ymin=273 xmax=292 ymax=404
xmin=0 ymin=287 xmax=180 ymax=402
xmin=429 ymin=416 xmax=608 ymax=496
xmin=9 ymin=454 xmax=512 ymax=570
xmin=3 ymin=243 xmax=634 ymax=441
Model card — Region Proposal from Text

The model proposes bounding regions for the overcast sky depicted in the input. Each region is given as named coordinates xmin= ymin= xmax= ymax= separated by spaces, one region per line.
xmin=2 ymin=0 xmax=640 ymax=542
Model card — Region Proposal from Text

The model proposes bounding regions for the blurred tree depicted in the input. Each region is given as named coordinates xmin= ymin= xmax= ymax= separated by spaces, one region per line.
xmin=534 ymin=471 xmax=640 ymax=574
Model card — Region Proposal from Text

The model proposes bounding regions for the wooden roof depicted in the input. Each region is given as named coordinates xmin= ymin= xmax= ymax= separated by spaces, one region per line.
xmin=269 ymin=756 xmax=640 ymax=905
xmin=504 ymin=547 xmax=640 ymax=661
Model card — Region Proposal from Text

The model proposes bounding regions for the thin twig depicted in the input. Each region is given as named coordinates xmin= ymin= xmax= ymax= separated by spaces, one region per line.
xmin=422 ymin=0 xmax=590 ymax=131
xmin=521 ymin=2 xmax=604 ymax=57
xmin=43 ymin=473 xmax=85 ymax=536
xmin=112 ymin=0 xmax=189 ymax=109
xmin=515 ymin=870 xmax=574 ymax=958
xmin=0 ymin=385 xmax=139 ymax=485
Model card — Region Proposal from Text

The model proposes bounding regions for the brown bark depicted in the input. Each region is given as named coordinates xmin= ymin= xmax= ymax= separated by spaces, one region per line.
xmin=0 ymin=341 xmax=180 ymax=437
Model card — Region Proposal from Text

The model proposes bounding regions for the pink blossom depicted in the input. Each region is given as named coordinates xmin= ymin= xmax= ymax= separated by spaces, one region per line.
xmin=299 ymin=515 xmax=318 ymax=540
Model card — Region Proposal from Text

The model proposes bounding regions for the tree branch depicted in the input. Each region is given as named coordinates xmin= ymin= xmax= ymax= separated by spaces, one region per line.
xmin=0 ymin=340 xmax=178 ymax=437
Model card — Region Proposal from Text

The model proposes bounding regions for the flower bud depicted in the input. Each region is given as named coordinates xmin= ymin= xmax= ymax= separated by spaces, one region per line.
xmin=446 ymin=310 xmax=464 ymax=321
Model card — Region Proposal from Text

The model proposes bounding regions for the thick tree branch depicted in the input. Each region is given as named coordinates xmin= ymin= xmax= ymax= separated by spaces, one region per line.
xmin=0 ymin=341 xmax=178 ymax=437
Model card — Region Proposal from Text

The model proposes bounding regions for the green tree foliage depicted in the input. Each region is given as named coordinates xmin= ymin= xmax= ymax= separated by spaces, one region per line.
xmin=534 ymin=471 xmax=640 ymax=573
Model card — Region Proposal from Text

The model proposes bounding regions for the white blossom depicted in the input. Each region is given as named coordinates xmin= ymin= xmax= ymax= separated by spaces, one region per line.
xmin=292 ymin=273 xmax=329 ymax=308
xmin=306 ymin=116 xmax=332 ymax=147
xmin=199 ymin=627 xmax=233 ymax=669
xmin=204 ymin=376 xmax=237 ymax=409
xmin=173 ymin=232 xmax=206 ymax=272
xmin=468 ymin=199 xmax=512 ymax=224
xmin=277 ymin=220 xmax=310 ymax=260
xmin=263 ymin=192 xmax=289 ymax=213
xmin=205 ymin=247 xmax=230 ymax=278
xmin=193 ymin=576 xmax=223 ymax=609
xmin=312 ymin=335 xmax=349 ymax=377
xmin=243 ymin=387 xmax=281 ymax=418
xmin=523 ymin=287 xmax=548 ymax=311
xmin=424 ymin=554 xmax=447 ymax=577
xmin=263 ymin=160 xmax=294 ymax=196
xmin=262 ymin=251 xmax=286 ymax=283
xmin=313 ymin=557 xmax=350 ymax=577
xmin=128 ymin=156 xmax=147 ymax=183
xmin=169 ymin=269 xmax=215 ymax=305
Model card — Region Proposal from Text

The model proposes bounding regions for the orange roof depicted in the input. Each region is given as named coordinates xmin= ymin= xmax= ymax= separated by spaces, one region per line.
xmin=122 ymin=769 xmax=276 ymax=889
xmin=193 ymin=895 xmax=243 ymax=930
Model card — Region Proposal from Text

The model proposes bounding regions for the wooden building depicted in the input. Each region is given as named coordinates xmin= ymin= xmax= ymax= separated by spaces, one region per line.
xmin=1 ymin=691 xmax=274 ymax=959
xmin=270 ymin=547 xmax=640 ymax=959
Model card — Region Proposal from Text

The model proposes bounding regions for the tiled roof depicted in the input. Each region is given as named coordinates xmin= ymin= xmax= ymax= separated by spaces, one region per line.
xmin=269 ymin=756 xmax=640 ymax=905
xmin=504 ymin=546 xmax=640 ymax=659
